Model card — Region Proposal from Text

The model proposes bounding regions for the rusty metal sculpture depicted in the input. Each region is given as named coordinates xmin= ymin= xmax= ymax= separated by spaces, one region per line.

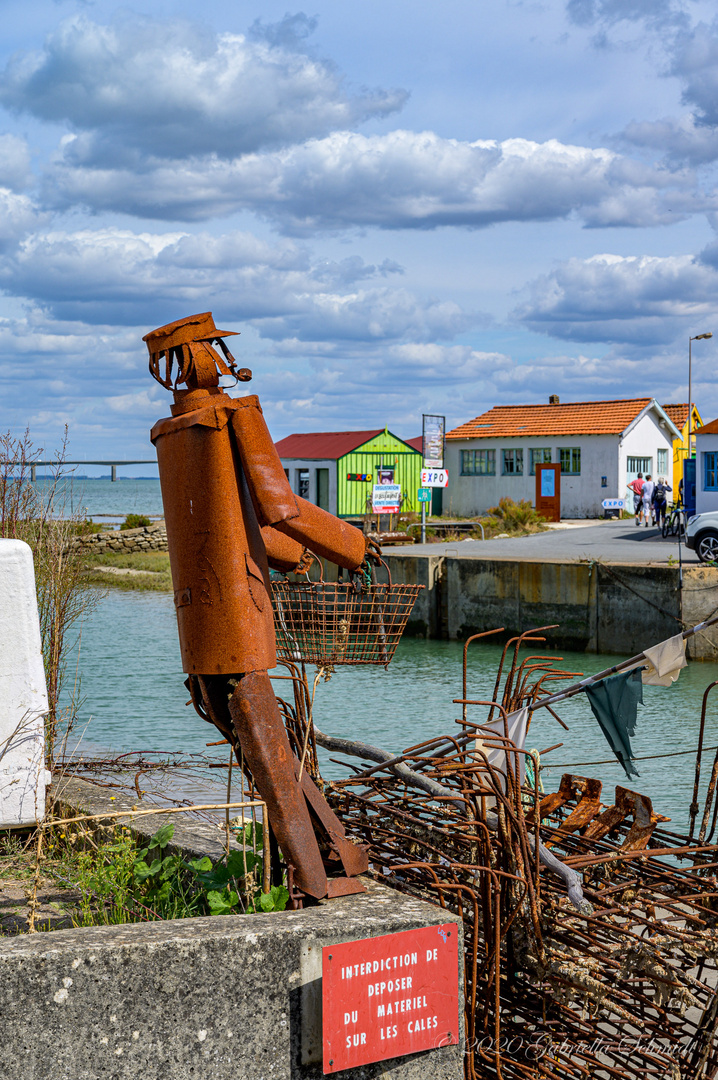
xmin=144 ymin=311 xmax=373 ymax=901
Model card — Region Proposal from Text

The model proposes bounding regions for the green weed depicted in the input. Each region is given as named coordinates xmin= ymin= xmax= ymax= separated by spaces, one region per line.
xmin=70 ymin=821 xmax=288 ymax=927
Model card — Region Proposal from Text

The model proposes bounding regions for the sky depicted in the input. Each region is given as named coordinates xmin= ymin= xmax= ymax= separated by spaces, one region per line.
xmin=3 ymin=0 xmax=718 ymax=470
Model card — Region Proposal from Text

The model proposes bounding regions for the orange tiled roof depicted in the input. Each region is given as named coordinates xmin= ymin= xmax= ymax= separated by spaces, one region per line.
xmin=447 ymin=398 xmax=653 ymax=440
xmin=697 ymin=417 xmax=718 ymax=436
xmin=662 ymin=403 xmax=690 ymax=430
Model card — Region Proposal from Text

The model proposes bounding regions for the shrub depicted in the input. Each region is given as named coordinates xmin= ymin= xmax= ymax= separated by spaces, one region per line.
xmin=0 ymin=429 xmax=99 ymax=763
xmin=120 ymin=514 xmax=151 ymax=530
xmin=484 ymin=497 xmax=546 ymax=534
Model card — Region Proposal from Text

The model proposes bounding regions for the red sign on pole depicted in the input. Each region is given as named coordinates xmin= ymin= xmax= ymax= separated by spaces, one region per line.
xmin=322 ymin=924 xmax=459 ymax=1074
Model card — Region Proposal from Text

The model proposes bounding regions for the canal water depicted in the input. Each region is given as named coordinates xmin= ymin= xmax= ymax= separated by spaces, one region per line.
xmin=34 ymin=475 xmax=163 ymax=524
xmin=64 ymin=589 xmax=718 ymax=836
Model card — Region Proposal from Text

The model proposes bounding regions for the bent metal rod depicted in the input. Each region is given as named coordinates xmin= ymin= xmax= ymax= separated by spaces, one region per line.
xmin=528 ymin=612 xmax=718 ymax=713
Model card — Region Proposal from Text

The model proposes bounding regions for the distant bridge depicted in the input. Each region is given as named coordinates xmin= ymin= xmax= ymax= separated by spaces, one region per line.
xmin=13 ymin=460 xmax=157 ymax=482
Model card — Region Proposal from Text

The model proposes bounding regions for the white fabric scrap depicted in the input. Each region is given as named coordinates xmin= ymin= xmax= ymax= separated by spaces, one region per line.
xmin=642 ymin=633 xmax=687 ymax=687
xmin=474 ymin=706 xmax=529 ymax=793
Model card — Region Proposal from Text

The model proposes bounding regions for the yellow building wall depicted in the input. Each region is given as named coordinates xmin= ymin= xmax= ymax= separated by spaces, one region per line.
xmin=671 ymin=406 xmax=703 ymax=494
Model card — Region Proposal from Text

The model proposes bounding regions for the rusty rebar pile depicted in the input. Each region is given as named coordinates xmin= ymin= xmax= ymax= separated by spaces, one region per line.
xmin=307 ymin=627 xmax=718 ymax=1080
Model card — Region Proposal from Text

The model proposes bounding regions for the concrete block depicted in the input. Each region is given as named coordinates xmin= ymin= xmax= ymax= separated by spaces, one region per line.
xmin=383 ymin=554 xmax=445 ymax=637
xmin=682 ymin=566 xmax=718 ymax=659
xmin=0 ymin=880 xmax=463 ymax=1080
xmin=0 ymin=539 xmax=50 ymax=827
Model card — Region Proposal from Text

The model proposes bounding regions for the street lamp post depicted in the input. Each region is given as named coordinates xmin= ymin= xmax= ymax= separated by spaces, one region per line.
xmin=689 ymin=332 xmax=713 ymax=456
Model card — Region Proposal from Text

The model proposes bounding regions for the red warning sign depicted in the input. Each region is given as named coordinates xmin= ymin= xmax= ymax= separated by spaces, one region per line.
xmin=322 ymin=923 xmax=459 ymax=1073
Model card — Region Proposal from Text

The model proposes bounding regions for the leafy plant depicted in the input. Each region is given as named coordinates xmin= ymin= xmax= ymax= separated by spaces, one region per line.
xmin=70 ymin=821 xmax=288 ymax=927
xmin=120 ymin=514 xmax=151 ymax=530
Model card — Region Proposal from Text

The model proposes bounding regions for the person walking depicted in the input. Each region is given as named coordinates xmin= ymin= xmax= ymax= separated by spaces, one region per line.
xmin=642 ymin=474 xmax=655 ymax=527
xmin=652 ymin=477 xmax=672 ymax=528
xmin=628 ymin=473 xmax=645 ymax=525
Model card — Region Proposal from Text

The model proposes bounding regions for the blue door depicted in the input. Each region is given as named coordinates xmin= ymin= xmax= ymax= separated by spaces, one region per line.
xmin=683 ymin=458 xmax=696 ymax=517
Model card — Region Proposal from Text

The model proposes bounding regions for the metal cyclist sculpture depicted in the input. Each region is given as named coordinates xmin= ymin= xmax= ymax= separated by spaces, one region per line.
xmin=144 ymin=311 xmax=376 ymax=901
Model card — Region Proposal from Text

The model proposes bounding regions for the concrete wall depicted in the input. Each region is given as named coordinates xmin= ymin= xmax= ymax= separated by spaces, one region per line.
xmin=0 ymin=540 xmax=50 ymax=827
xmin=683 ymin=565 xmax=718 ymax=660
xmin=384 ymin=553 xmax=718 ymax=657
xmin=281 ymin=458 xmax=337 ymax=514
xmin=0 ymin=880 xmax=463 ymax=1080
xmin=380 ymin=554 xmax=447 ymax=639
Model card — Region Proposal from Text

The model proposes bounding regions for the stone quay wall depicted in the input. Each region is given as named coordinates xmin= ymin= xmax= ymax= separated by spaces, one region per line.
xmin=384 ymin=552 xmax=718 ymax=659
xmin=71 ymin=522 xmax=168 ymax=555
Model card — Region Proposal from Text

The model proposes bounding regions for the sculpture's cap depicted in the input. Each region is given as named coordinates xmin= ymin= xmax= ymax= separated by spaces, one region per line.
xmin=144 ymin=311 xmax=246 ymax=390
xmin=142 ymin=311 xmax=238 ymax=353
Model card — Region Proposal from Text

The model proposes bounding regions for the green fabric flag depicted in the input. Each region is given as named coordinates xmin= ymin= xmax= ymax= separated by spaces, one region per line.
xmin=584 ymin=668 xmax=643 ymax=780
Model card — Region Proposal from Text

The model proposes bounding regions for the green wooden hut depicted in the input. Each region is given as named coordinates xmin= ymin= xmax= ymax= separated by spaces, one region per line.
xmin=275 ymin=428 xmax=423 ymax=518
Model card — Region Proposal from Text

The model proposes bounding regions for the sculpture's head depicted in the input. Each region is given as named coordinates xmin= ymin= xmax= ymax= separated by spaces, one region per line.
xmin=143 ymin=312 xmax=252 ymax=391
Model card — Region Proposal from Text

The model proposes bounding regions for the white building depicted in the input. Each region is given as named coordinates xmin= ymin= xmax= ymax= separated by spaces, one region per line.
xmin=445 ymin=397 xmax=680 ymax=519
xmin=695 ymin=418 xmax=718 ymax=515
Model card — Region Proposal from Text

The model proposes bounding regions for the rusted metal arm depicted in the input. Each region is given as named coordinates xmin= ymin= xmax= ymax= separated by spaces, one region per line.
xmin=227 ymin=405 xmax=366 ymax=569
xmin=260 ymin=526 xmax=311 ymax=574
xmin=274 ymin=496 xmax=367 ymax=571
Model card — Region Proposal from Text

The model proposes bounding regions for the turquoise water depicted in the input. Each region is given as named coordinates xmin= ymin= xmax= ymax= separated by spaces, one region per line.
xmin=65 ymin=589 xmax=718 ymax=836
xmin=34 ymin=476 xmax=163 ymax=522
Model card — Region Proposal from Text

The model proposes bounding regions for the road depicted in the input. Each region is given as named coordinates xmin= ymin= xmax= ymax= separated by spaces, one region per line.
xmin=392 ymin=518 xmax=698 ymax=565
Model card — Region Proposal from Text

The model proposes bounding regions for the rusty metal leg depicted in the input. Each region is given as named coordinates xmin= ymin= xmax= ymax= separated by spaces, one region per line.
xmin=229 ymin=670 xmax=328 ymax=900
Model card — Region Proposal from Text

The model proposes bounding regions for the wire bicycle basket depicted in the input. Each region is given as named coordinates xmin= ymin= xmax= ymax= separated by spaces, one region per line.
xmin=271 ymin=559 xmax=423 ymax=668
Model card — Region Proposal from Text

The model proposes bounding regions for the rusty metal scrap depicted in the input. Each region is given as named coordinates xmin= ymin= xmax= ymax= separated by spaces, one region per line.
xmin=309 ymin=625 xmax=718 ymax=1080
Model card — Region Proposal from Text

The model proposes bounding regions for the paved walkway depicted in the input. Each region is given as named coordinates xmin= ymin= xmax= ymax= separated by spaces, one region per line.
xmin=393 ymin=518 xmax=698 ymax=565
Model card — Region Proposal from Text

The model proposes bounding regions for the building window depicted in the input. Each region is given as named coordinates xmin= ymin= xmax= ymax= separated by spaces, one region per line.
xmin=502 ymin=448 xmax=523 ymax=475
xmin=559 ymin=448 xmax=581 ymax=475
xmin=297 ymin=469 xmax=310 ymax=499
xmin=529 ymin=448 xmax=552 ymax=475
xmin=705 ymin=452 xmax=718 ymax=491
xmin=627 ymin=456 xmax=651 ymax=476
xmin=461 ymin=449 xmax=496 ymax=475
xmin=657 ymin=449 xmax=668 ymax=477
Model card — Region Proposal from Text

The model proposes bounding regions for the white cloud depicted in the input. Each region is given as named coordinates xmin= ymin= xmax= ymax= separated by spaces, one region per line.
xmin=0 ymin=14 xmax=406 ymax=163
xmin=621 ymin=115 xmax=718 ymax=165
xmin=0 ymin=134 xmax=32 ymax=190
xmin=516 ymin=251 xmax=718 ymax=344
xmin=618 ymin=18 xmax=718 ymax=165
xmin=42 ymin=129 xmax=690 ymax=231
xmin=566 ymin=0 xmax=689 ymax=36
xmin=0 ymin=188 xmax=47 ymax=251
xmin=671 ymin=21 xmax=718 ymax=128
xmin=0 ymin=226 xmax=476 ymax=343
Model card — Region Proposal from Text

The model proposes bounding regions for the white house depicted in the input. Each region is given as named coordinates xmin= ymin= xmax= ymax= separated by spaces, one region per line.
xmin=445 ymin=397 xmax=680 ymax=519
xmin=695 ymin=418 xmax=718 ymax=515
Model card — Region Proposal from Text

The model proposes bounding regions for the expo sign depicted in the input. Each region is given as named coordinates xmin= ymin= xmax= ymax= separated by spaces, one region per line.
xmin=322 ymin=924 xmax=459 ymax=1073
xmin=420 ymin=469 xmax=449 ymax=488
